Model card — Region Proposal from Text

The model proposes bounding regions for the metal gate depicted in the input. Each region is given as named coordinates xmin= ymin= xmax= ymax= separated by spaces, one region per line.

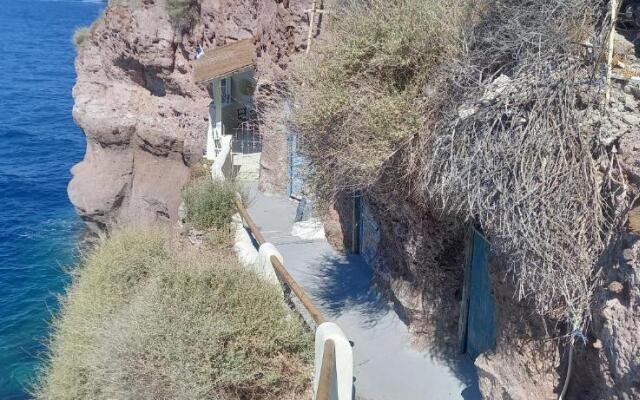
xmin=232 ymin=121 xmax=262 ymax=154
xmin=459 ymin=228 xmax=496 ymax=359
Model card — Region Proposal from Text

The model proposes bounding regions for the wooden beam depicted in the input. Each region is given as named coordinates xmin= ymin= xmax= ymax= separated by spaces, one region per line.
xmin=606 ymin=0 xmax=621 ymax=105
xmin=271 ymin=255 xmax=326 ymax=325
xmin=306 ymin=0 xmax=318 ymax=54
xmin=315 ymin=339 xmax=335 ymax=400
xmin=234 ymin=197 xmax=267 ymax=245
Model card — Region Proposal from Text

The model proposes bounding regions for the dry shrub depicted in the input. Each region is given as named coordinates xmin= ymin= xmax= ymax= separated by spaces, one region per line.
xmin=415 ymin=0 xmax=618 ymax=328
xmin=289 ymin=0 xmax=469 ymax=200
xmin=165 ymin=0 xmax=199 ymax=33
xmin=34 ymin=229 xmax=312 ymax=399
xmin=72 ymin=27 xmax=90 ymax=48
xmin=189 ymin=158 xmax=213 ymax=180
xmin=287 ymin=0 xmax=624 ymax=331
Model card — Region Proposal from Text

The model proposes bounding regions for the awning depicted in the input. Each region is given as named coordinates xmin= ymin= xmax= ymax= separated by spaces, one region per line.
xmin=194 ymin=39 xmax=256 ymax=85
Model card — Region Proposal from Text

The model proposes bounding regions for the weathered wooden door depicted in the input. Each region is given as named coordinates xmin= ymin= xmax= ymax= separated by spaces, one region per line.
xmin=459 ymin=229 xmax=496 ymax=359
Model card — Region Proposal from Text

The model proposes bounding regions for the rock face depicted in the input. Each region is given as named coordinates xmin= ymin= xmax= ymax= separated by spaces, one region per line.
xmin=69 ymin=0 xmax=311 ymax=233
xmin=320 ymin=31 xmax=640 ymax=399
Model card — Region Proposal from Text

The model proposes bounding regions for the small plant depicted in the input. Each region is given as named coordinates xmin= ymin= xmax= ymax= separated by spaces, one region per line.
xmin=166 ymin=0 xmax=200 ymax=33
xmin=189 ymin=159 xmax=213 ymax=180
xmin=182 ymin=176 xmax=239 ymax=229
xmin=72 ymin=26 xmax=90 ymax=48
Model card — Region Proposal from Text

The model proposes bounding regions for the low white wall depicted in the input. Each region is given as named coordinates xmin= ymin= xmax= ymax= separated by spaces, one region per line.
xmin=217 ymin=148 xmax=353 ymax=400
xmin=231 ymin=213 xmax=259 ymax=266
xmin=211 ymin=135 xmax=233 ymax=181
xmin=314 ymin=322 xmax=354 ymax=400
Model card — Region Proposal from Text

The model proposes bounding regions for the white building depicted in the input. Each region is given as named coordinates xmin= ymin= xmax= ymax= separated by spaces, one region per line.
xmin=194 ymin=39 xmax=256 ymax=161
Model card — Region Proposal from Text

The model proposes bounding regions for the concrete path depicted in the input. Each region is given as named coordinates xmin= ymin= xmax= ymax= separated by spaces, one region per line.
xmin=245 ymin=183 xmax=482 ymax=400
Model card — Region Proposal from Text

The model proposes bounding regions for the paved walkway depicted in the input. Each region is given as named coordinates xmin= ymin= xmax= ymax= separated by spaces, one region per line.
xmin=245 ymin=183 xmax=481 ymax=400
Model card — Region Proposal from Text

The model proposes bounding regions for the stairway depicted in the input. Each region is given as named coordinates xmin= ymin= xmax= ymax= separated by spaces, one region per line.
xmin=233 ymin=152 xmax=260 ymax=182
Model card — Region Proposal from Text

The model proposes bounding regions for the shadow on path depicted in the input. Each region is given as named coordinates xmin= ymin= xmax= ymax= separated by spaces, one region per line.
xmin=309 ymin=253 xmax=390 ymax=328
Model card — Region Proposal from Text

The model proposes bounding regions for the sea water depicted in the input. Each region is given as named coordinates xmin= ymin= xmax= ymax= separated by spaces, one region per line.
xmin=0 ymin=0 xmax=103 ymax=397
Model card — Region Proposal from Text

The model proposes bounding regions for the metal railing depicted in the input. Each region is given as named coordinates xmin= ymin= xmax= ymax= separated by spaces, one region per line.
xmin=234 ymin=197 xmax=352 ymax=400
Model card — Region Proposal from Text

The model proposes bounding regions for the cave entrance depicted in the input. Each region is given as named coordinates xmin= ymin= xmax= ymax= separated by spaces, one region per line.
xmin=458 ymin=228 xmax=497 ymax=359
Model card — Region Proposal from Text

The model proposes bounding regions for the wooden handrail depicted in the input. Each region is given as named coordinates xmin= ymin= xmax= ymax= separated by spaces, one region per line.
xmin=234 ymin=197 xmax=326 ymax=325
xmin=234 ymin=197 xmax=266 ymax=245
xmin=270 ymin=255 xmax=326 ymax=325
xmin=316 ymin=339 xmax=335 ymax=400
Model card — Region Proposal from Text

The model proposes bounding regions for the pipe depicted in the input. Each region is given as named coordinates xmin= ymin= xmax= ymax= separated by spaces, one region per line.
xmin=558 ymin=338 xmax=574 ymax=400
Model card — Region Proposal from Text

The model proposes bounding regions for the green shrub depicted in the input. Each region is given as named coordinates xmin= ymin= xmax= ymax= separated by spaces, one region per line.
xmin=166 ymin=0 xmax=199 ymax=32
xmin=288 ymin=0 xmax=467 ymax=199
xmin=182 ymin=176 xmax=239 ymax=230
xmin=34 ymin=229 xmax=312 ymax=399
xmin=73 ymin=26 xmax=90 ymax=48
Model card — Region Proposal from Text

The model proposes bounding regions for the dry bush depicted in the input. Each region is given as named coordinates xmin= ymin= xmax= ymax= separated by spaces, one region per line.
xmin=189 ymin=158 xmax=213 ymax=180
xmin=34 ymin=229 xmax=312 ymax=399
xmin=415 ymin=0 xmax=619 ymax=328
xmin=72 ymin=27 xmax=90 ymax=48
xmin=289 ymin=0 xmax=470 ymax=201
xmin=286 ymin=0 xmax=625 ymax=332
xmin=111 ymin=0 xmax=142 ymax=9
xmin=165 ymin=0 xmax=200 ymax=33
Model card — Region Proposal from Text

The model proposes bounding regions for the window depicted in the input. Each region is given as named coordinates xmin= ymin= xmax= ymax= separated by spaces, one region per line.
xmin=221 ymin=77 xmax=232 ymax=105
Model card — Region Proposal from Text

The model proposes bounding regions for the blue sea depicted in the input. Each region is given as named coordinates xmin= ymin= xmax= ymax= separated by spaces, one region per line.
xmin=0 ymin=0 xmax=104 ymax=397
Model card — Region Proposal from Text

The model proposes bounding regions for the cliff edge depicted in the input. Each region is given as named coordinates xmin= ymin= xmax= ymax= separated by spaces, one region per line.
xmin=69 ymin=0 xmax=310 ymax=233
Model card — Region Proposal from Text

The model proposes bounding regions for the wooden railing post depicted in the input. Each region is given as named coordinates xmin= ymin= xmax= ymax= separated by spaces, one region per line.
xmin=316 ymin=339 xmax=335 ymax=400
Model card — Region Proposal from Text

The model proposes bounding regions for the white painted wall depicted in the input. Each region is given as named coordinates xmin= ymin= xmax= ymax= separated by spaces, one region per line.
xmin=314 ymin=323 xmax=354 ymax=400
xmin=206 ymin=78 xmax=223 ymax=160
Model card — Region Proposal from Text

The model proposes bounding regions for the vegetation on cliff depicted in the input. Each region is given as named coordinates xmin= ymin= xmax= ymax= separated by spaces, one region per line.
xmin=182 ymin=176 xmax=239 ymax=230
xmin=166 ymin=0 xmax=200 ymax=32
xmin=285 ymin=0 xmax=625 ymax=333
xmin=34 ymin=229 xmax=312 ymax=399
xmin=289 ymin=0 xmax=465 ymax=196
xmin=72 ymin=27 xmax=90 ymax=47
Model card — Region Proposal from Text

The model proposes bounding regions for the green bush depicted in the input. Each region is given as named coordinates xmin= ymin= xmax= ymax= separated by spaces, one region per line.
xmin=166 ymin=0 xmax=199 ymax=32
xmin=34 ymin=229 xmax=312 ymax=399
xmin=288 ymin=0 xmax=467 ymax=199
xmin=182 ymin=177 xmax=239 ymax=230
xmin=73 ymin=26 xmax=90 ymax=48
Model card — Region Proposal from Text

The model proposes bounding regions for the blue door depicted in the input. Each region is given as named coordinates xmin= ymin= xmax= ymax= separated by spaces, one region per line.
xmin=358 ymin=198 xmax=380 ymax=266
xmin=461 ymin=229 xmax=496 ymax=359
xmin=287 ymin=133 xmax=305 ymax=199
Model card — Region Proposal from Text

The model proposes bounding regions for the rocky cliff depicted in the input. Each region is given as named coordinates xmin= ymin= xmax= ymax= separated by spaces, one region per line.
xmin=69 ymin=0 xmax=310 ymax=233
xmin=322 ymin=29 xmax=640 ymax=400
